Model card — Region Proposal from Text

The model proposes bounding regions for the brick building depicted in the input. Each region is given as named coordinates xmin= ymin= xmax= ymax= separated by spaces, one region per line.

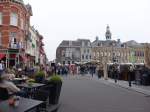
xmin=0 ymin=0 xmax=32 ymax=67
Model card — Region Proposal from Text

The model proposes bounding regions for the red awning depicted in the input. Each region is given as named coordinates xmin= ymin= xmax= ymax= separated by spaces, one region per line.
xmin=19 ymin=55 xmax=23 ymax=61
xmin=0 ymin=54 xmax=6 ymax=59
xmin=10 ymin=54 xmax=16 ymax=59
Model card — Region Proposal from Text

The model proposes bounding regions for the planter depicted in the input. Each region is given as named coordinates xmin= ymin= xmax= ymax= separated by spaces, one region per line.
xmin=48 ymin=82 xmax=62 ymax=105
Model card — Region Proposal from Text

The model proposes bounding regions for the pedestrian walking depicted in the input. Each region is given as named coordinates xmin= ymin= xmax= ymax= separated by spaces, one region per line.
xmin=128 ymin=64 xmax=134 ymax=87
xmin=0 ymin=60 xmax=5 ymax=76
xmin=97 ymin=65 xmax=103 ymax=79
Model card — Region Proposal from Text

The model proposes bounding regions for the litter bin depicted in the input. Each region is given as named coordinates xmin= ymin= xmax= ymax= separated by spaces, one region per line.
xmin=141 ymin=74 xmax=149 ymax=86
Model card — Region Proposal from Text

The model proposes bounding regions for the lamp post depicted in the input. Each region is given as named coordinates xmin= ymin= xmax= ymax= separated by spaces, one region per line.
xmin=111 ymin=42 xmax=117 ymax=83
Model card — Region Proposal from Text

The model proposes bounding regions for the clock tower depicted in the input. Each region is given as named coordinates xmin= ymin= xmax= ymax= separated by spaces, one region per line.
xmin=105 ymin=25 xmax=112 ymax=40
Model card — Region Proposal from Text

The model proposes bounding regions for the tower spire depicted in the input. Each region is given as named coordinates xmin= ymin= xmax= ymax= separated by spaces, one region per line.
xmin=105 ymin=25 xmax=112 ymax=40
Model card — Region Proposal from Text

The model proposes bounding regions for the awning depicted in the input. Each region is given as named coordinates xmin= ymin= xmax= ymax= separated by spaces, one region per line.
xmin=0 ymin=54 xmax=6 ymax=59
xmin=9 ymin=54 xmax=16 ymax=59
xmin=19 ymin=55 xmax=24 ymax=61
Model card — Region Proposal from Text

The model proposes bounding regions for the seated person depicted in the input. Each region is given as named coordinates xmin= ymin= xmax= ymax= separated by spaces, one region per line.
xmin=0 ymin=72 xmax=27 ymax=97
xmin=0 ymin=72 xmax=20 ymax=94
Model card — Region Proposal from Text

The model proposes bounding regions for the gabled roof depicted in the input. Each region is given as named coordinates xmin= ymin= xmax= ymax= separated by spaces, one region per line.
xmin=92 ymin=39 xmax=121 ymax=48
xmin=59 ymin=40 xmax=80 ymax=47
xmin=124 ymin=40 xmax=144 ymax=48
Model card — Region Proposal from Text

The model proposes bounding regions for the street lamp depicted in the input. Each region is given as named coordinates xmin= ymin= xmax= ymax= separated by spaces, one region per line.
xmin=113 ymin=62 xmax=118 ymax=83
xmin=111 ymin=42 xmax=118 ymax=83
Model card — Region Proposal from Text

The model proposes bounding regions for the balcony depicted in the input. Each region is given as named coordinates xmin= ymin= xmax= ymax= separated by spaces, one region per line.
xmin=9 ymin=42 xmax=24 ymax=49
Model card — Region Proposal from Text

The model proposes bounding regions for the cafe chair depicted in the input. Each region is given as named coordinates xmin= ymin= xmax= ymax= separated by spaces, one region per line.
xmin=0 ymin=87 xmax=9 ymax=101
xmin=32 ymin=89 xmax=49 ymax=112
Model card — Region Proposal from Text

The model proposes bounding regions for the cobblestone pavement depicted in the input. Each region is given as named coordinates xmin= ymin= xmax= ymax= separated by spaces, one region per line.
xmin=58 ymin=74 xmax=150 ymax=112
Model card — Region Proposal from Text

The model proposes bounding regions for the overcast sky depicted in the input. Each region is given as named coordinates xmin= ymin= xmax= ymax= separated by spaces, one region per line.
xmin=24 ymin=0 xmax=150 ymax=61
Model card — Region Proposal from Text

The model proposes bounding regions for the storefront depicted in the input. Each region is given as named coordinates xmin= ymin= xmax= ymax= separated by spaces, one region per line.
xmin=0 ymin=48 xmax=25 ymax=68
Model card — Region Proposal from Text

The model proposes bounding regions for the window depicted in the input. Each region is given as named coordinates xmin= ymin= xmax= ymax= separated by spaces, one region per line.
xmin=101 ymin=52 xmax=103 ymax=56
xmin=82 ymin=55 xmax=84 ymax=59
xmin=0 ymin=12 xmax=2 ymax=25
xmin=142 ymin=51 xmax=144 ymax=57
xmin=93 ymin=52 xmax=96 ymax=57
xmin=86 ymin=55 xmax=88 ymax=59
xmin=10 ymin=32 xmax=17 ymax=42
xmin=63 ymin=61 xmax=65 ymax=65
xmin=89 ymin=55 xmax=91 ymax=59
xmin=88 ymin=42 xmax=90 ymax=47
xmin=62 ymin=50 xmax=65 ymax=57
xmin=82 ymin=42 xmax=85 ymax=47
xmin=87 ymin=49 xmax=90 ymax=53
xmin=0 ymin=32 xmax=2 ymax=45
xmin=117 ymin=52 xmax=120 ymax=56
xmin=68 ymin=61 xmax=70 ymax=64
xmin=97 ymin=52 xmax=99 ymax=57
xmin=140 ymin=51 xmax=144 ymax=57
xmin=104 ymin=52 xmax=107 ymax=56
xmin=108 ymin=52 xmax=110 ymax=56
xmin=10 ymin=13 xmax=18 ymax=26
xmin=20 ymin=18 xmax=24 ymax=29
xmin=9 ymin=32 xmax=17 ymax=48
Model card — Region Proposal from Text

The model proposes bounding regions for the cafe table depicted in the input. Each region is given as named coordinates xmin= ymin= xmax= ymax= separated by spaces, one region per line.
xmin=12 ymin=78 xmax=28 ymax=84
xmin=17 ymin=83 xmax=45 ymax=89
xmin=17 ymin=83 xmax=45 ymax=98
xmin=0 ymin=97 xmax=43 ymax=112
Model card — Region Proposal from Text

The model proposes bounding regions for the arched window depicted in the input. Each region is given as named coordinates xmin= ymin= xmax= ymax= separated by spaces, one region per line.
xmin=101 ymin=52 xmax=103 ymax=56
xmin=97 ymin=52 xmax=99 ymax=57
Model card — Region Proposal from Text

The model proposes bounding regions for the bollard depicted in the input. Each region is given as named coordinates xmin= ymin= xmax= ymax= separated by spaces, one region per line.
xmin=128 ymin=72 xmax=132 ymax=87
xmin=114 ymin=71 xmax=117 ymax=83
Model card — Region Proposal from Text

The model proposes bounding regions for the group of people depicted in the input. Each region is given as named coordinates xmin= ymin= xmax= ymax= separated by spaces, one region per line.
xmin=0 ymin=63 xmax=40 ymax=99
xmin=51 ymin=64 xmax=104 ymax=79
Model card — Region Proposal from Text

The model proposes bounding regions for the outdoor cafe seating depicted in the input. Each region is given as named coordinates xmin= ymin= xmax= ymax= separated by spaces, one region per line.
xmin=0 ymin=82 xmax=58 ymax=112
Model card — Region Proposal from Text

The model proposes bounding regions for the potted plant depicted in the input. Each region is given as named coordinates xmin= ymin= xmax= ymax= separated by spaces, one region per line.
xmin=35 ymin=71 xmax=45 ymax=83
xmin=26 ymin=78 xmax=35 ymax=86
xmin=47 ymin=75 xmax=62 ymax=105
